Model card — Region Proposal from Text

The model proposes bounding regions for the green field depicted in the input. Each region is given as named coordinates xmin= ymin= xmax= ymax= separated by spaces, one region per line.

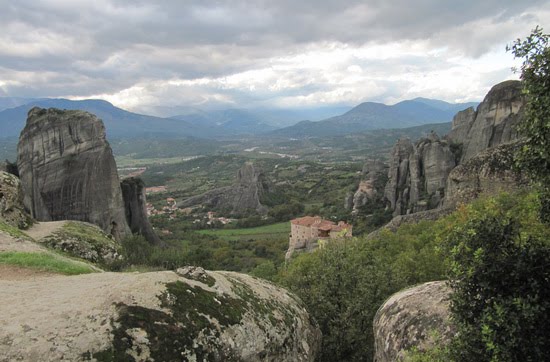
xmin=197 ymin=222 xmax=290 ymax=241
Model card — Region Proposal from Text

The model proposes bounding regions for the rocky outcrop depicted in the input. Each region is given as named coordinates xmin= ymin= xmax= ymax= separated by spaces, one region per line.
xmin=347 ymin=159 xmax=387 ymax=213
xmin=444 ymin=141 xmax=527 ymax=207
xmin=0 ymin=267 xmax=321 ymax=361
xmin=17 ymin=108 xmax=130 ymax=240
xmin=448 ymin=80 xmax=524 ymax=162
xmin=121 ymin=177 xmax=162 ymax=246
xmin=366 ymin=207 xmax=454 ymax=240
xmin=39 ymin=221 xmax=122 ymax=266
xmin=0 ymin=171 xmax=32 ymax=229
xmin=384 ymin=132 xmax=456 ymax=216
xmin=178 ymin=162 xmax=270 ymax=216
xmin=373 ymin=281 xmax=454 ymax=362
xmin=381 ymin=80 xmax=525 ymax=218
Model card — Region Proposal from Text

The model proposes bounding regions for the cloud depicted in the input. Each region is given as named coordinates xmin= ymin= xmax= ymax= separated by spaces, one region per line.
xmin=0 ymin=0 xmax=548 ymax=113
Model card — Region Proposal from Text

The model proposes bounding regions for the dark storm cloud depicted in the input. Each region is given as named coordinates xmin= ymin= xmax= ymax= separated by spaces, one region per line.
xmin=0 ymin=0 xmax=547 ymax=106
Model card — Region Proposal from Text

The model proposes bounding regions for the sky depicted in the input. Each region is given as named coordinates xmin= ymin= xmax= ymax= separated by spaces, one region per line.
xmin=0 ymin=0 xmax=549 ymax=116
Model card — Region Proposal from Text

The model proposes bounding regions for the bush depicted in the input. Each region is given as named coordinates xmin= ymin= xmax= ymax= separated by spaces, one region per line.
xmin=443 ymin=192 xmax=550 ymax=361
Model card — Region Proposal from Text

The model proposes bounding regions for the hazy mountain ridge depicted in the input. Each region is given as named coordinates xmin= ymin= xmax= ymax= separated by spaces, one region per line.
xmin=0 ymin=98 xmax=216 ymax=139
xmin=269 ymin=99 xmax=478 ymax=138
xmin=0 ymin=97 xmax=476 ymax=140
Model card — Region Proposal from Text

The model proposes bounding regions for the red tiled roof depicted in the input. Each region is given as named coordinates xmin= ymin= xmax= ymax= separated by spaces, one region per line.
xmin=291 ymin=216 xmax=323 ymax=226
xmin=291 ymin=216 xmax=351 ymax=232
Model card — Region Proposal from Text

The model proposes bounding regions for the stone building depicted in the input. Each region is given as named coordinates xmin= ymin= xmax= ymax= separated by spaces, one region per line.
xmin=286 ymin=216 xmax=352 ymax=259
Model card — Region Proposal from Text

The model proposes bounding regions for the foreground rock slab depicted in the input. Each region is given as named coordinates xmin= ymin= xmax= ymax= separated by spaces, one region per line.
xmin=373 ymin=281 xmax=454 ymax=362
xmin=0 ymin=268 xmax=320 ymax=362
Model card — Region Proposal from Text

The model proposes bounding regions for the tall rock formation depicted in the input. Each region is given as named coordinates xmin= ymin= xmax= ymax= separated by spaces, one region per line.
xmin=178 ymin=162 xmax=270 ymax=216
xmin=121 ymin=177 xmax=162 ymax=245
xmin=448 ymin=80 xmax=524 ymax=162
xmin=17 ymin=107 xmax=130 ymax=240
xmin=383 ymin=80 xmax=525 ymax=217
xmin=384 ymin=132 xmax=456 ymax=216
xmin=347 ymin=159 xmax=387 ymax=213
xmin=373 ymin=281 xmax=454 ymax=362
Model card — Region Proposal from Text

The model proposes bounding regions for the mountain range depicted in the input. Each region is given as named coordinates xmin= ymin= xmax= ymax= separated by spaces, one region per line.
xmin=0 ymin=97 xmax=477 ymax=139
xmin=268 ymin=99 xmax=478 ymax=138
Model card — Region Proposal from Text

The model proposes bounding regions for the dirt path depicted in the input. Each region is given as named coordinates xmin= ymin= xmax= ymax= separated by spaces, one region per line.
xmin=0 ymin=265 xmax=55 ymax=280
xmin=0 ymin=231 xmax=45 ymax=253
xmin=25 ymin=221 xmax=67 ymax=241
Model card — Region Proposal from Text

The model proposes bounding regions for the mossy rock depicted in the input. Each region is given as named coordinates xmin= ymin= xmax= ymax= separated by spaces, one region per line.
xmin=0 ymin=269 xmax=321 ymax=361
xmin=0 ymin=171 xmax=33 ymax=230
xmin=41 ymin=221 xmax=121 ymax=266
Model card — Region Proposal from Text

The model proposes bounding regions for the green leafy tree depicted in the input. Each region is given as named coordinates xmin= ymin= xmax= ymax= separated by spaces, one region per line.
xmin=278 ymin=219 xmax=446 ymax=361
xmin=444 ymin=193 xmax=550 ymax=361
xmin=508 ymin=26 xmax=550 ymax=222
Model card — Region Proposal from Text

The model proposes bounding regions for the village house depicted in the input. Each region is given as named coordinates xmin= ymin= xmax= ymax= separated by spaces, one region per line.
xmin=286 ymin=216 xmax=352 ymax=259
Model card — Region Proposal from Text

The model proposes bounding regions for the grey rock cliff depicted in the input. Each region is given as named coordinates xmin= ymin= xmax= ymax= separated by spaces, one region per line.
xmin=444 ymin=141 xmax=526 ymax=207
xmin=382 ymin=80 xmax=525 ymax=218
xmin=0 ymin=268 xmax=321 ymax=361
xmin=178 ymin=162 xmax=269 ymax=215
xmin=121 ymin=177 xmax=162 ymax=245
xmin=348 ymin=159 xmax=387 ymax=212
xmin=17 ymin=107 xmax=130 ymax=240
xmin=384 ymin=132 xmax=456 ymax=216
xmin=373 ymin=281 xmax=455 ymax=362
xmin=448 ymin=80 xmax=524 ymax=161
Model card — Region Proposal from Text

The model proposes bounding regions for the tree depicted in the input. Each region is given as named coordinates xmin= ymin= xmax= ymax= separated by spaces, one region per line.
xmin=444 ymin=193 xmax=550 ymax=361
xmin=508 ymin=26 xmax=550 ymax=222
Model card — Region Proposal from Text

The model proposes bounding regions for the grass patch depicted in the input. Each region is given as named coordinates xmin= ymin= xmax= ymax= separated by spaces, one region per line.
xmin=197 ymin=222 xmax=290 ymax=241
xmin=0 ymin=251 xmax=97 ymax=275
xmin=0 ymin=220 xmax=31 ymax=240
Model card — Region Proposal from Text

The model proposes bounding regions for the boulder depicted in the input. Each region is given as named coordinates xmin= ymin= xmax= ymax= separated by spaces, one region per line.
xmin=0 ymin=268 xmax=321 ymax=362
xmin=17 ymin=107 xmax=130 ymax=240
xmin=444 ymin=141 xmax=527 ymax=207
xmin=0 ymin=171 xmax=32 ymax=229
xmin=120 ymin=177 xmax=162 ymax=246
xmin=373 ymin=281 xmax=454 ymax=362
xmin=40 ymin=221 xmax=122 ymax=266
xmin=179 ymin=162 xmax=270 ymax=216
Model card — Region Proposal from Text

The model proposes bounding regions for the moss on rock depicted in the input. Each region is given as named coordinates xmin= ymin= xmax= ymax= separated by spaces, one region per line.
xmin=42 ymin=221 xmax=121 ymax=266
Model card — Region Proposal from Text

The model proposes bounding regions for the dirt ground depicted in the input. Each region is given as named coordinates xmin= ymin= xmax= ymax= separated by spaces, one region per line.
xmin=0 ymin=264 xmax=54 ymax=281
xmin=25 ymin=221 xmax=67 ymax=241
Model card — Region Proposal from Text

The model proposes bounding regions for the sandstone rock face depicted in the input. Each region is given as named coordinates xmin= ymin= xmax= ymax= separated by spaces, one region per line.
xmin=384 ymin=133 xmax=456 ymax=216
xmin=444 ymin=142 xmax=526 ymax=207
xmin=179 ymin=162 xmax=269 ymax=215
xmin=0 ymin=171 xmax=32 ymax=228
xmin=373 ymin=281 xmax=455 ymax=362
xmin=0 ymin=268 xmax=321 ymax=362
xmin=448 ymin=80 xmax=524 ymax=162
xmin=121 ymin=177 xmax=162 ymax=245
xmin=17 ymin=108 xmax=130 ymax=240
xmin=348 ymin=159 xmax=387 ymax=213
